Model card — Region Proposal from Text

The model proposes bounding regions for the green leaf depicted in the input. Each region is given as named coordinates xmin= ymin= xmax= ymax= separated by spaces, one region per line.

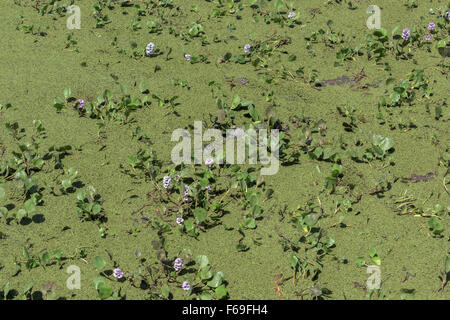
xmin=53 ymin=97 xmax=64 ymax=111
xmin=372 ymin=134 xmax=393 ymax=153
xmin=241 ymin=100 xmax=253 ymax=107
xmin=24 ymin=199 xmax=36 ymax=214
xmin=248 ymin=106 xmax=259 ymax=122
xmin=53 ymin=249 xmax=62 ymax=260
xmin=207 ymin=272 xmax=224 ymax=288
xmin=17 ymin=209 xmax=27 ymax=221
xmin=290 ymin=255 xmax=299 ymax=268
xmin=0 ymin=207 xmax=8 ymax=219
xmin=373 ymin=28 xmax=387 ymax=38
xmin=196 ymin=255 xmax=209 ymax=269
xmin=356 ymin=257 xmax=366 ymax=267
xmin=184 ymin=220 xmax=194 ymax=230
xmin=215 ymin=284 xmax=228 ymax=299
xmin=97 ymin=283 xmax=113 ymax=300
xmin=23 ymin=282 xmax=33 ymax=295
xmin=303 ymin=213 xmax=319 ymax=227
xmin=251 ymin=204 xmax=262 ymax=217
xmin=435 ymin=106 xmax=442 ymax=120
xmin=32 ymin=157 xmax=44 ymax=168
xmin=369 ymin=247 xmax=377 ymax=258
xmin=40 ymin=252 xmax=51 ymax=265
xmin=325 ymin=237 xmax=336 ymax=248
xmin=161 ymin=284 xmax=170 ymax=299
xmin=274 ymin=0 xmax=284 ymax=11
xmin=436 ymin=40 xmax=446 ymax=48
xmin=231 ymin=94 xmax=241 ymax=110
xmin=92 ymin=203 xmax=102 ymax=216
xmin=371 ymin=256 xmax=381 ymax=266
xmin=76 ymin=190 xmax=86 ymax=201
xmin=185 ymin=220 xmax=198 ymax=237
xmin=61 ymin=179 xmax=71 ymax=189
xmin=244 ymin=217 xmax=256 ymax=229
xmin=139 ymin=81 xmax=148 ymax=94
xmin=444 ymin=254 xmax=450 ymax=273
xmin=23 ymin=246 xmax=30 ymax=260
xmin=428 ymin=216 xmax=444 ymax=235
xmin=4 ymin=282 xmax=10 ymax=299
xmin=331 ymin=164 xmax=343 ymax=176
xmin=64 ymin=88 xmax=72 ymax=100
xmin=391 ymin=25 xmax=399 ymax=36
xmin=200 ymin=266 xmax=213 ymax=280
xmin=193 ymin=208 xmax=208 ymax=223
xmin=93 ymin=276 xmax=105 ymax=290
xmin=390 ymin=91 xmax=401 ymax=103
xmin=93 ymin=256 xmax=107 ymax=271
xmin=199 ymin=291 xmax=213 ymax=300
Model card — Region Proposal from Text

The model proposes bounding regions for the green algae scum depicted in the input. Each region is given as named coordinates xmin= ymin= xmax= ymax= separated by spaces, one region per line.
xmin=0 ymin=0 xmax=449 ymax=301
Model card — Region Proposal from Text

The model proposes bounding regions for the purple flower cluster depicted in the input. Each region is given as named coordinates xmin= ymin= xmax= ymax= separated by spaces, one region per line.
xmin=401 ymin=28 xmax=410 ymax=41
xmin=184 ymin=53 xmax=191 ymax=61
xmin=146 ymin=42 xmax=155 ymax=55
xmin=174 ymin=258 xmax=184 ymax=271
xmin=176 ymin=217 xmax=184 ymax=225
xmin=163 ymin=176 xmax=172 ymax=189
xmin=244 ymin=44 xmax=251 ymax=53
xmin=288 ymin=11 xmax=295 ymax=19
xmin=183 ymin=185 xmax=190 ymax=201
xmin=78 ymin=99 xmax=85 ymax=110
xmin=182 ymin=280 xmax=191 ymax=291
xmin=425 ymin=34 xmax=432 ymax=41
xmin=446 ymin=12 xmax=450 ymax=20
xmin=428 ymin=22 xmax=435 ymax=31
xmin=113 ymin=268 xmax=123 ymax=279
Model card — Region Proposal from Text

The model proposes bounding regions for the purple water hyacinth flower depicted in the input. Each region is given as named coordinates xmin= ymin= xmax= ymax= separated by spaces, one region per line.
xmin=184 ymin=53 xmax=191 ymax=61
xmin=401 ymin=28 xmax=410 ymax=41
xmin=446 ymin=12 xmax=450 ymax=20
xmin=205 ymin=158 xmax=214 ymax=167
xmin=244 ymin=44 xmax=251 ymax=53
xmin=174 ymin=174 xmax=180 ymax=181
xmin=174 ymin=258 xmax=184 ymax=271
xmin=182 ymin=281 xmax=191 ymax=291
xmin=288 ymin=11 xmax=295 ymax=19
xmin=146 ymin=42 xmax=155 ymax=55
xmin=78 ymin=99 xmax=85 ymax=109
xmin=163 ymin=176 xmax=172 ymax=189
xmin=425 ymin=34 xmax=432 ymax=41
xmin=113 ymin=268 xmax=123 ymax=279
xmin=183 ymin=185 xmax=189 ymax=201
xmin=428 ymin=22 xmax=435 ymax=31
xmin=176 ymin=217 xmax=184 ymax=225
xmin=205 ymin=185 xmax=211 ymax=191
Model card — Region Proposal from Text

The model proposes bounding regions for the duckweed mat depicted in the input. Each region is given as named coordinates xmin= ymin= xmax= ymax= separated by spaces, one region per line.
xmin=0 ymin=0 xmax=449 ymax=300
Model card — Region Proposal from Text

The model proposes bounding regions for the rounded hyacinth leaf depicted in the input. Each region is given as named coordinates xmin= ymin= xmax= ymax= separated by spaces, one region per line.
xmin=93 ymin=256 xmax=107 ymax=271
xmin=97 ymin=283 xmax=113 ymax=300
xmin=193 ymin=208 xmax=208 ymax=223
xmin=196 ymin=255 xmax=209 ymax=269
